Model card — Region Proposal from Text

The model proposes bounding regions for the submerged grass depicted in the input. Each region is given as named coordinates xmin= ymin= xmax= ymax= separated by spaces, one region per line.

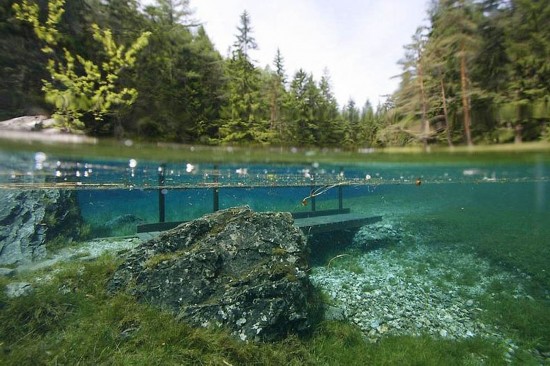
xmin=0 ymin=254 xmax=517 ymax=365
xmin=403 ymin=202 xmax=550 ymax=355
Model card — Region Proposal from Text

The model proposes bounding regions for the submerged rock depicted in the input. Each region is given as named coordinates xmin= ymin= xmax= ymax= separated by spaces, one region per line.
xmin=352 ymin=221 xmax=403 ymax=250
xmin=107 ymin=206 xmax=319 ymax=342
xmin=105 ymin=214 xmax=144 ymax=229
xmin=5 ymin=282 xmax=34 ymax=298
xmin=0 ymin=267 xmax=16 ymax=277
xmin=0 ymin=189 xmax=83 ymax=265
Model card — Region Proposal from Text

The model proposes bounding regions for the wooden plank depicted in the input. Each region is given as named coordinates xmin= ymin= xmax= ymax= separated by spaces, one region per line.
xmin=295 ymin=214 xmax=383 ymax=235
xmin=137 ymin=221 xmax=185 ymax=233
xmin=291 ymin=208 xmax=350 ymax=219
xmin=138 ymin=209 xmax=351 ymax=233
xmin=137 ymin=212 xmax=382 ymax=235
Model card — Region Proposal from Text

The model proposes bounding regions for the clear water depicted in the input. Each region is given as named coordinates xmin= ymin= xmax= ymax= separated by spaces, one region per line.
xmin=1 ymin=144 xmax=549 ymax=360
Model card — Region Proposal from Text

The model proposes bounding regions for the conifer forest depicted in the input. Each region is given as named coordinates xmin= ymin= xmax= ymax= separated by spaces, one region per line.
xmin=1 ymin=0 xmax=549 ymax=147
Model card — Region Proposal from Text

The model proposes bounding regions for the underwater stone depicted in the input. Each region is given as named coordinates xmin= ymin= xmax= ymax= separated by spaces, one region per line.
xmin=107 ymin=206 xmax=320 ymax=342
xmin=5 ymin=281 xmax=34 ymax=298
xmin=0 ymin=189 xmax=83 ymax=265
xmin=105 ymin=214 xmax=143 ymax=227
xmin=352 ymin=221 xmax=403 ymax=250
xmin=0 ymin=267 xmax=16 ymax=277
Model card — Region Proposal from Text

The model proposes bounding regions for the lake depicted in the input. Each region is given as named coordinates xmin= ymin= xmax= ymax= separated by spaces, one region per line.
xmin=0 ymin=140 xmax=549 ymax=364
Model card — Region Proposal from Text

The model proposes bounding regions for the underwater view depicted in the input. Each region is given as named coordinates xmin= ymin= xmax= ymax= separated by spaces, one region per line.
xmin=0 ymin=144 xmax=549 ymax=365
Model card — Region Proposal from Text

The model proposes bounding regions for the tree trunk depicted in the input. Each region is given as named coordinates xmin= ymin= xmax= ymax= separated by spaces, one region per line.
xmin=514 ymin=124 xmax=523 ymax=143
xmin=440 ymin=78 xmax=453 ymax=147
xmin=269 ymin=83 xmax=278 ymax=131
xmin=418 ymin=60 xmax=429 ymax=151
xmin=460 ymin=44 xmax=473 ymax=146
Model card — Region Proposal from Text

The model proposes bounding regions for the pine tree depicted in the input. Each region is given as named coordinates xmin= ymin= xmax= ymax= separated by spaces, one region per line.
xmin=233 ymin=10 xmax=257 ymax=59
xmin=220 ymin=10 xmax=267 ymax=144
xmin=394 ymin=26 xmax=433 ymax=149
xmin=429 ymin=0 xmax=482 ymax=145
xmin=341 ymin=99 xmax=361 ymax=148
xmin=360 ymin=100 xmax=377 ymax=147
xmin=265 ymin=49 xmax=287 ymax=142
xmin=502 ymin=0 xmax=550 ymax=142
xmin=317 ymin=71 xmax=343 ymax=146
xmin=286 ymin=69 xmax=320 ymax=146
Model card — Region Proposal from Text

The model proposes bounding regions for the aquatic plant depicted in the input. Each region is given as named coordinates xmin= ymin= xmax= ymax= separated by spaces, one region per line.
xmin=0 ymin=252 xmax=540 ymax=364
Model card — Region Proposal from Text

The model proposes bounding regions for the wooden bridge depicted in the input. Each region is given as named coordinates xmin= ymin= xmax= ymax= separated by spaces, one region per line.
xmin=137 ymin=172 xmax=381 ymax=235
xmin=137 ymin=208 xmax=382 ymax=235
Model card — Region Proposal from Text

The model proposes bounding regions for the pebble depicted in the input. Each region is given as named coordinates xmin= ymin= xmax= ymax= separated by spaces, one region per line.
xmin=310 ymin=222 xmax=528 ymax=347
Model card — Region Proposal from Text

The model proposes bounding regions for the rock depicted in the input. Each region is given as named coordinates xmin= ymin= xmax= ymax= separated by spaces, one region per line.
xmin=105 ymin=214 xmax=144 ymax=229
xmin=352 ymin=221 xmax=402 ymax=250
xmin=101 ymin=214 xmax=144 ymax=236
xmin=107 ymin=206 xmax=319 ymax=342
xmin=324 ymin=304 xmax=346 ymax=321
xmin=0 ymin=116 xmax=95 ymax=143
xmin=0 ymin=115 xmax=53 ymax=132
xmin=5 ymin=282 xmax=34 ymax=298
xmin=0 ymin=189 xmax=83 ymax=265
xmin=0 ymin=268 xmax=16 ymax=277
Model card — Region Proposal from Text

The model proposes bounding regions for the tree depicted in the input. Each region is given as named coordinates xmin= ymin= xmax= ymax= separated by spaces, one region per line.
xmin=264 ymin=49 xmax=288 ymax=142
xmin=187 ymin=26 xmax=226 ymax=143
xmin=0 ymin=0 xmax=48 ymax=119
xmin=317 ymin=71 xmax=343 ymax=146
xmin=13 ymin=0 xmax=150 ymax=131
xmin=149 ymin=0 xmax=193 ymax=26
xmin=393 ymin=26 xmax=433 ymax=149
xmin=233 ymin=10 xmax=257 ymax=58
xmin=219 ymin=10 xmax=267 ymax=144
xmin=429 ymin=0 xmax=482 ymax=145
xmin=286 ymin=69 xmax=320 ymax=146
xmin=340 ymin=99 xmax=361 ymax=147
xmin=360 ymin=100 xmax=378 ymax=147
xmin=501 ymin=0 xmax=550 ymax=142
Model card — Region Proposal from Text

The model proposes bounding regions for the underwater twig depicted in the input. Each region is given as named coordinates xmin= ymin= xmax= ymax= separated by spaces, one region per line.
xmin=301 ymin=182 xmax=347 ymax=206
xmin=326 ymin=254 xmax=351 ymax=269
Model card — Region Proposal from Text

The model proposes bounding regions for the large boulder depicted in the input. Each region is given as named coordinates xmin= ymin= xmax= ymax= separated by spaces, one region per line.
xmin=107 ymin=206 xmax=320 ymax=342
xmin=0 ymin=189 xmax=83 ymax=265
xmin=0 ymin=115 xmax=54 ymax=132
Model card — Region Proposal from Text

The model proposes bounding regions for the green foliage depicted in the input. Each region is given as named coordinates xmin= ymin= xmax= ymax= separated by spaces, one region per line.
xmin=389 ymin=0 xmax=550 ymax=147
xmin=3 ymin=0 xmax=549 ymax=145
xmin=13 ymin=0 xmax=150 ymax=131
xmin=12 ymin=0 xmax=64 ymax=53
xmin=219 ymin=12 xmax=269 ymax=145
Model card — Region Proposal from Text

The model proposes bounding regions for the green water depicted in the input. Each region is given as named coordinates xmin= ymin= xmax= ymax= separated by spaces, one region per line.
xmin=0 ymin=142 xmax=549 ymax=364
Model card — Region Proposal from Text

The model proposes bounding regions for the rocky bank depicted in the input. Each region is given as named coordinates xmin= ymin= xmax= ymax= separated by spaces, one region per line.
xmin=0 ymin=189 xmax=83 ymax=265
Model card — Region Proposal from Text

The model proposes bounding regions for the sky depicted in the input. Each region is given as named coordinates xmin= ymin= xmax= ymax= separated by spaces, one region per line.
xmin=169 ymin=0 xmax=430 ymax=108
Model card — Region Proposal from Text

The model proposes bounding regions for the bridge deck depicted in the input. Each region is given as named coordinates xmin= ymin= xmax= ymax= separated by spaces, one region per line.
xmin=294 ymin=213 xmax=382 ymax=234
xmin=137 ymin=210 xmax=382 ymax=235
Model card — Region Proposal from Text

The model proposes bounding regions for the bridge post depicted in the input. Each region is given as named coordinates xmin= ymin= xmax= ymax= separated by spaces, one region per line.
xmin=158 ymin=164 xmax=166 ymax=222
xmin=338 ymin=167 xmax=344 ymax=210
xmin=213 ymin=165 xmax=219 ymax=212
